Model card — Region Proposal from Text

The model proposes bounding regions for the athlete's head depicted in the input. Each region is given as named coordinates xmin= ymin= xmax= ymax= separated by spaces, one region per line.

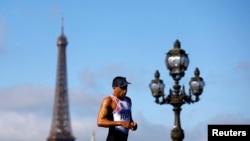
xmin=112 ymin=76 xmax=131 ymax=87
xmin=112 ymin=76 xmax=131 ymax=99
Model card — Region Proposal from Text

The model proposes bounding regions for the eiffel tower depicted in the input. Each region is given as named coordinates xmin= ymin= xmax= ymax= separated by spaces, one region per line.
xmin=47 ymin=19 xmax=75 ymax=141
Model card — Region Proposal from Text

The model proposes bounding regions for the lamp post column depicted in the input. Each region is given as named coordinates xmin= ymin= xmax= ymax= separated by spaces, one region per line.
xmin=171 ymin=105 xmax=184 ymax=141
xmin=170 ymin=81 xmax=184 ymax=141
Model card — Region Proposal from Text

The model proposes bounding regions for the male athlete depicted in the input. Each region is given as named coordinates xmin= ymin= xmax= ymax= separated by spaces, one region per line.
xmin=97 ymin=76 xmax=137 ymax=141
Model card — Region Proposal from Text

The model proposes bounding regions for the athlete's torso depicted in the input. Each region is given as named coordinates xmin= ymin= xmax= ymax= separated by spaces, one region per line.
xmin=108 ymin=95 xmax=132 ymax=134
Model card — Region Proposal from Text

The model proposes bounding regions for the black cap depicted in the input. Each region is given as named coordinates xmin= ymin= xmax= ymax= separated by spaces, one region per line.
xmin=112 ymin=76 xmax=131 ymax=87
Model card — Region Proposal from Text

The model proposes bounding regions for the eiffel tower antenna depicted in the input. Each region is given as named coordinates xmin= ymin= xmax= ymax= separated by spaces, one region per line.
xmin=61 ymin=17 xmax=64 ymax=34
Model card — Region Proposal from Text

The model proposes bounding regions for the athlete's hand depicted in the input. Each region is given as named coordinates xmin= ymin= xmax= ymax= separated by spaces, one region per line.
xmin=129 ymin=121 xmax=137 ymax=131
xmin=121 ymin=121 xmax=132 ymax=129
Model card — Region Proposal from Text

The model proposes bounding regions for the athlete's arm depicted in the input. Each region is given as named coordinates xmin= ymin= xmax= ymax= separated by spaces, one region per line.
xmin=127 ymin=97 xmax=138 ymax=131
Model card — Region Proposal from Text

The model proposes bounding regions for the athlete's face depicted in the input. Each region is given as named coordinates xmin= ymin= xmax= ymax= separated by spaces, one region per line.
xmin=114 ymin=85 xmax=128 ymax=99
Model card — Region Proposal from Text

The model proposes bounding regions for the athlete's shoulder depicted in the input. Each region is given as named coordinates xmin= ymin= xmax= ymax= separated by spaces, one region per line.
xmin=101 ymin=96 xmax=113 ymax=105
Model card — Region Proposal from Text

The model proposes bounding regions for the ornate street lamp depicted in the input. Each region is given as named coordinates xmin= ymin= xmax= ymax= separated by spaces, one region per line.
xmin=149 ymin=39 xmax=205 ymax=141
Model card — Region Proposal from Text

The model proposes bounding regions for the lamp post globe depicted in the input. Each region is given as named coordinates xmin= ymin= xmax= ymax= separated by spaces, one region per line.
xmin=165 ymin=39 xmax=189 ymax=81
xmin=149 ymin=70 xmax=165 ymax=103
xmin=189 ymin=68 xmax=205 ymax=97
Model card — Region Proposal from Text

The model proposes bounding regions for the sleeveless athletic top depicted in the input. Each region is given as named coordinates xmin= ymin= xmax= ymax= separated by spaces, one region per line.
xmin=108 ymin=95 xmax=132 ymax=134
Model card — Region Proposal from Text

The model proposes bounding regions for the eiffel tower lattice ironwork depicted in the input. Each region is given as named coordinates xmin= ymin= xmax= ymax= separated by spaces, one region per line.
xmin=47 ymin=19 xmax=75 ymax=141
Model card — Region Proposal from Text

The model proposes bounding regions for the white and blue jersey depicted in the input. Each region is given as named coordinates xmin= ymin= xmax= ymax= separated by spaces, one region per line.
xmin=109 ymin=95 xmax=131 ymax=134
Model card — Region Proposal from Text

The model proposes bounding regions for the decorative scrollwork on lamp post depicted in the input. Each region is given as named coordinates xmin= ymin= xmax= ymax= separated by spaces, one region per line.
xmin=149 ymin=39 xmax=205 ymax=141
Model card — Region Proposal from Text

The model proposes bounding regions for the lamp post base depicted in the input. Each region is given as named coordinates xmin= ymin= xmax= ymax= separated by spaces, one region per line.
xmin=171 ymin=127 xmax=184 ymax=141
